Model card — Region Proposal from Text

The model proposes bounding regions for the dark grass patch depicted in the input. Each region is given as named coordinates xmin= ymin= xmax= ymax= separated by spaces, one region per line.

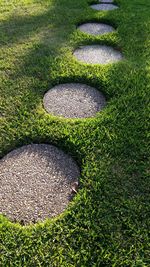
xmin=76 ymin=17 xmax=118 ymax=29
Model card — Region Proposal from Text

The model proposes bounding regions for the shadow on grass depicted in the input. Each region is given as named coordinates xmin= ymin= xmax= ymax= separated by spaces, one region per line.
xmin=0 ymin=0 xmax=95 ymax=157
xmin=0 ymin=0 xmax=89 ymax=47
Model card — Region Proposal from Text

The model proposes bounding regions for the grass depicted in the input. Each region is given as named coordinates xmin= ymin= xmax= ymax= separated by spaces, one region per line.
xmin=0 ymin=0 xmax=150 ymax=266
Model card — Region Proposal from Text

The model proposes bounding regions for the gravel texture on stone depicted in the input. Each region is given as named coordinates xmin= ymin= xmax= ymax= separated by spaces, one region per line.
xmin=78 ymin=23 xmax=115 ymax=36
xmin=100 ymin=0 xmax=114 ymax=3
xmin=74 ymin=45 xmax=123 ymax=65
xmin=91 ymin=4 xmax=118 ymax=11
xmin=43 ymin=83 xmax=106 ymax=118
xmin=0 ymin=144 xmax=80 ymax=224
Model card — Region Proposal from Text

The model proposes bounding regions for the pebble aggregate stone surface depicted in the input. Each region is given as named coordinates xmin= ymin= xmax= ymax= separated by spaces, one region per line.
xmin=91 ymin=4 xmax=118 ymax=11
xmin=78 ymin=23 xmax=115 ymax=35
xmin=74 ymin=45 xmax=123 ymax=65
xmin=100 ymin=0 xmax=114 ymax=3
xmin=43 ymin=83 xmax=106 ymax=118
xmin=0 ymin=144 xmax=80 ymax=224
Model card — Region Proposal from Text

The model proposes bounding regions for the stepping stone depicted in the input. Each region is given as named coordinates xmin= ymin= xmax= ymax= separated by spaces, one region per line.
xmin=0 ymin=144 xmax=80 ymax=224
xmin=100 ymin=0 xmax=114 ymax=3
xmin=74 ymin=45 xmax=123 ymax=65
xmin=78 ymin=23 xmax=115 ymax=36
xmin=43 ymin=83 xmax=106 ymax=119
xmin=91 ymin=4 xmax=118 ymax=11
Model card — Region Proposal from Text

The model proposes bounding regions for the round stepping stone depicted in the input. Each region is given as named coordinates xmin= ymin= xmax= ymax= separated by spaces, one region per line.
xmin=91 ymin=4 xmax=118 ymax=11
xmin=43 ymin=83 xmax=106 ymax=119
xmin=0 ymin=144 xmax=80 ymax=224
xmin=100 ymin=0 xmax=114 ymax=3
xmin=74 ymin=45 xmax=123 ymax=65
xmin=78 ymin=23 xmax=115 ymax=36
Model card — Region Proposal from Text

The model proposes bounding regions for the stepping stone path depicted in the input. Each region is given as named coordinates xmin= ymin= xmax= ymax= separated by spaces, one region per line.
xmin=0 ymin=144 xmax=80 ymax=224
xmin=78 ymin=23 xmax=115 ymax=35
xmin=43 ymin=83 xmax=106 ymax=118
xmin=74 ymin=45 xmax=122 ymax=65
xmin=1 ymin=0 xmax=123 ymax=224
xmin=91 ymin=4 xmax=118 ymax=11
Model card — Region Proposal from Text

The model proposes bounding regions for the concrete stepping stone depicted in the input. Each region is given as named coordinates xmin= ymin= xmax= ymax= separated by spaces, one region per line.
xmin=91 ymin=4 xmax=118 ymax=11
xmin=78 ymin=23 xmax=115 ymax=36
xmin=100 ymin=0 xmax=114 ymax=3
xmin=43 ymin=83 xmax=106 ymax=119
xmin=0 ymin=144 xmax=80 ymax=224
xmin=74 ymin=45 xmax=122 ymax=65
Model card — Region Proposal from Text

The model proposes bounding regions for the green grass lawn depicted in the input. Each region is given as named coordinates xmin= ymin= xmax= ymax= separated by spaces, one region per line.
xmin=0 ymin=0 xmax=150 ymax=266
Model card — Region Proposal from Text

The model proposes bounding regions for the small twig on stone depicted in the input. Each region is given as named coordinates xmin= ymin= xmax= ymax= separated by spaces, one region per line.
xmin=71 ymin=181 xmax=79 ymax=194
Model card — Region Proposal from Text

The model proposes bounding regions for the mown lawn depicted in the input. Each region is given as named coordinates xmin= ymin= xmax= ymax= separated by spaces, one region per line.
xmin=0 ymin=0 xmax=149 ymax=266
